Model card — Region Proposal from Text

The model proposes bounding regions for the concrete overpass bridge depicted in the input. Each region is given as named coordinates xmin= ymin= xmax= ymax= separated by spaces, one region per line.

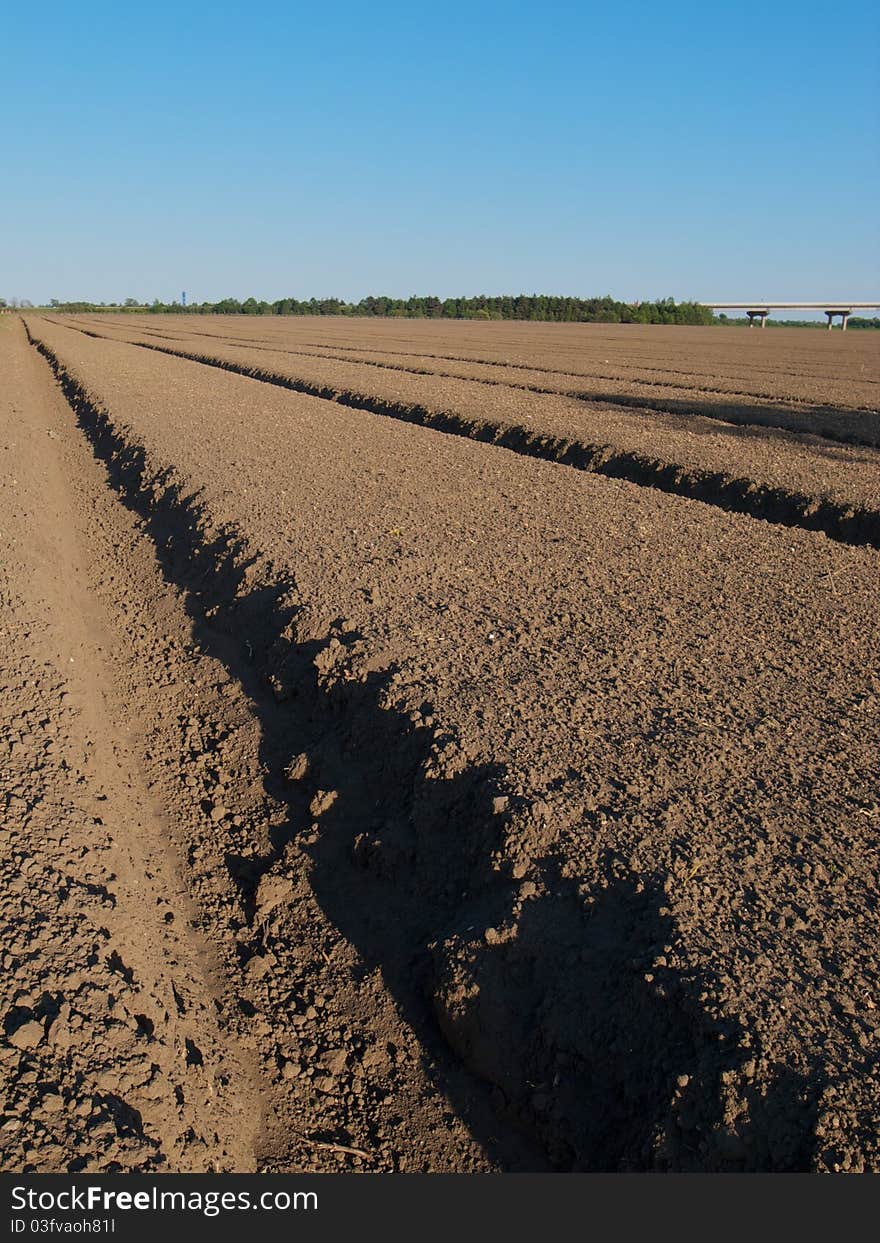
xmin=705 ymin=301 xmax=880 ymax=330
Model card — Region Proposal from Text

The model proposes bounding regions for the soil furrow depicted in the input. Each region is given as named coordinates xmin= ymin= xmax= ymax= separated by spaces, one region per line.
xmin=129 ymin=335 xmax=880 ymax=447
xmin=19 ymin=321 xmax=540 ymax=1174
xmin=0 ymin=323 xmax=264 ymax=1172
xmin=63 ymin=315 xmax=880 ymax=435
xmin=41 ymin=318 xmax=880 ymax=550
xmin=223 ymin=339 xmax=880 ymax=421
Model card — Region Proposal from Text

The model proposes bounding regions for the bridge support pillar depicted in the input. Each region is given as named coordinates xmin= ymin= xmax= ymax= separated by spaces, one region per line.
xmin=826 ymin=310 xmax=852 ymax=331
xmin=747 ymin=310 xmax=768 ymax=328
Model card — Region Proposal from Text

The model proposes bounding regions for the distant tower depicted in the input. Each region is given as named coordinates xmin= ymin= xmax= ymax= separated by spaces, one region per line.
xmin=182 ymin=291 xmax=187 ymax=307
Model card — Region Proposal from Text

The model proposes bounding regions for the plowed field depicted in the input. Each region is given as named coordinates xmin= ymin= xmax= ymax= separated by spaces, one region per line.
xmin=3 ymin=314 xmax=878 ymax=1173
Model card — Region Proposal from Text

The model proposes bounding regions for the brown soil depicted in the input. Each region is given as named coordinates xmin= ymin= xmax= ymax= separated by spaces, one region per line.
xmin=3 ymin=314 xmax=879 ymax=1173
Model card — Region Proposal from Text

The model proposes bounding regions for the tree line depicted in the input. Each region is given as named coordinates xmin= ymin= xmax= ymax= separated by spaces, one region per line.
xmin=41 ymin=294 xmax=717 ymax=324
xmin=34 ymin=296 xmax=880 ymax=327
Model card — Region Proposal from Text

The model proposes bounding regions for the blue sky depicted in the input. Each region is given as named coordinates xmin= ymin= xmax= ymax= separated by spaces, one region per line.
xmin=2 ymin=1 xmax=878 ymax=306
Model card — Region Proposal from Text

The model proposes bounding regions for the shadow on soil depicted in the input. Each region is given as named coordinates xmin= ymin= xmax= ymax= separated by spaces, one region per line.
xmin=575 ymin=390 xmax=880 ymax=452
xmin=30 ymin=328 xmax=824 ymax=1170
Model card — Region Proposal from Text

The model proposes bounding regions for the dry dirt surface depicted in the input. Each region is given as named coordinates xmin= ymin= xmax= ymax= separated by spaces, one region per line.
xmin=2 ymin=313 xmax=879 ymax=1173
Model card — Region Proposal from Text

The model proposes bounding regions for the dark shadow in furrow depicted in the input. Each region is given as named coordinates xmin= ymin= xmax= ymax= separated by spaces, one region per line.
xmin=573 ymin=390 xmax=880 ymax=451
xmin=27 ymin=325 xmax=825 ymax=1170
xmin=39 ymin=319 xmax=880 ymax=549
xmin=431 ymin=856 xmax=822 ymax=1171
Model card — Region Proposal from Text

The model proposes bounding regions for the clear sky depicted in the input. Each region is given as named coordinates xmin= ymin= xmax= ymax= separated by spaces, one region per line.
xmin=2 ymin=0 xmax=878 ymax=306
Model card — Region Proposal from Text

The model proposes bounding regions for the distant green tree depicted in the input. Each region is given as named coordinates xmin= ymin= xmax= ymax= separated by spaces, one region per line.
xmin=39 ymin=292 xmax=721 ymax=325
